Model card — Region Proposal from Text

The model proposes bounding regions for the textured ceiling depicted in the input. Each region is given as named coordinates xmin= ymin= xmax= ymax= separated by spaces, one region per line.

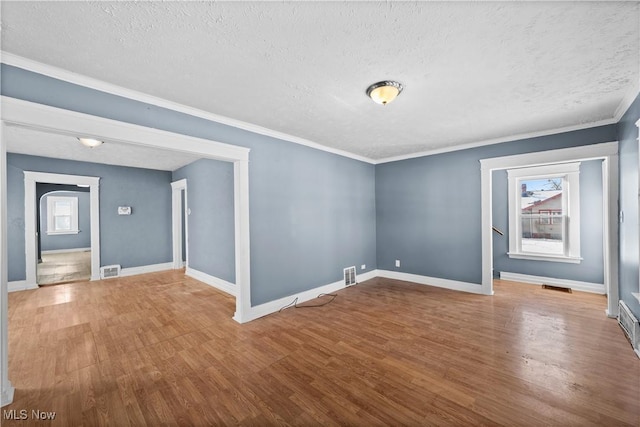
xmin=1 ymin=1 xmax=639 ymax=161
xmin=5 ymin=125 xmax=201 ymax=171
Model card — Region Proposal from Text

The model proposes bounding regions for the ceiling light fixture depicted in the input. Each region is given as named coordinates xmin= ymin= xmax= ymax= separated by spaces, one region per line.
xmin=78 ymin=137 xmax=103 ymax=148
xmin=366 ymin=80 xmax=403 ymax=105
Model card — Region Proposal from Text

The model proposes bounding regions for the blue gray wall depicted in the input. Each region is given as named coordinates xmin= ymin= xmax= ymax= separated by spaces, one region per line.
xmin=492 ymin=160 xmax=604 ymax=283
xmin=173 ymin=159 xmax=235 ymax=284
xmin=39 ymin=189 xmax=91 ymax=251
xmin=618 ymin=93 xmax=640 ymax=319
xmin=376 ymin=125 xmax=617 ymax=287
xmin=2 ymin=65 xmax=377 ymax=306
xmin=7 ymin=153 xmax=172 ymax=281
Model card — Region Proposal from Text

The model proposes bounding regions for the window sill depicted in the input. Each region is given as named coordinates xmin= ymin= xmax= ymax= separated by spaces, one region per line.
xmin=47 ymin=230 xmax=79 ymax=236
xmin=507 ymin=252 xmax=582 ymax=264
xmin=632 ymin=293 xmax=640 ymax=304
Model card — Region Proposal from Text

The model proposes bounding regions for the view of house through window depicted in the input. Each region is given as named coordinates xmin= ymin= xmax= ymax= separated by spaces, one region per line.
xmin=520 ymin=178 xmax=564 ymax=255
xmin=507 ymin=162 xmax=581 ymax=263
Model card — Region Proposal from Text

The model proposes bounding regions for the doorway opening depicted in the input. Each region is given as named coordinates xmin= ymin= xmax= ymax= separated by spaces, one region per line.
xmin=37 ymin=186 xmax=92 ymax=285
xmin=24 ymin=171 xmax=101 ymax=287
xmin=480 ymin=141 xmax=619 ymax=317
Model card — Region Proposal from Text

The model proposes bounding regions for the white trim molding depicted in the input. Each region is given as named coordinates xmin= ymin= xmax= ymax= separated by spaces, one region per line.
xmin=1 ymin=52 xmax=373 ymax=164
xmin=243 ymin=278 xmax=347 ymax=323
xmin=377 ymin=270 xmax=483 ymax=294
xmin=120 ymin=262 xmax=173 ymax=278
xmin=2 ymin=97 xmax=251 ymax=325
xmin=171 ymin=179 xmax=188 ymax=270
xmin=507 ymin=162 xmax=581 ymax=263
xmin=499 ymin=271 xmax=605 ymax=294
xmin=375 ymin=120 xmax=619 ymax=165
xmin=357 ymin=269 xmax=379 ymax=283
xmin=3 ymin=52 xmax=632 ymax=167
xmin=186 ymin=267 xmax=236 ymax=297
xmin=24 ymin=171 xmax=101 ymax=284
xmin=46 ymin=194 xmax=79 ymax=235
xmin=42 ymin=247 xmax=91 ymax=255
xmin=8 ymin=280 xmax=37 ymax=293
xmin=613 ymin=86 xmax=640 ymax=122
xmin=0 ymin=119 xmax=15 ymax=406
xmin=480 ymin=141 xmax=619 ymax=316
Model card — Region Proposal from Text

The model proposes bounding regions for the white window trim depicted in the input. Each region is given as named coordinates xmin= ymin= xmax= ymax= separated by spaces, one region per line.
xmin=46 ymin=195 xmax=79 ymax=235
xmin=507 ymin=162 xmax=581 ymax=263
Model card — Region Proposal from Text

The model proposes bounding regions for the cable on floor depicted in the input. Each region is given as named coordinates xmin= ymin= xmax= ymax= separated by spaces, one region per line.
xmin=279 ymin=293 xmax=338 ymax=312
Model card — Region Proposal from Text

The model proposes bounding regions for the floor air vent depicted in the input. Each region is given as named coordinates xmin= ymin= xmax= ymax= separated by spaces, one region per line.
xmin=100 ymin=265 xmax=121 ymax=279
xmin=542 ymin=284 xmax=572 ymax=293
xmin=344 ymin=266 xmax=356 ymax=287
xmin=618 ymin=300 xmax=640 ymax=357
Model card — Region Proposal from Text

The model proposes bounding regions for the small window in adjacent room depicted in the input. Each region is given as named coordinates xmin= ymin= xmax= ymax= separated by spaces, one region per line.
xmin=507 ymin=162 xmax=581 ymax=263
xmin=47 ymin=196 xmax=79 ymax=235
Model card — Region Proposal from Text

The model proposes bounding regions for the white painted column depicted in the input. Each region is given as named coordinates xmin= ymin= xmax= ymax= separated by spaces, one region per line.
xmin=480 ymin=163 xmax=494 ymax=295
xmin=233 ymin=159 xmax=252 ymax=323
xmin=605 ymin=155 xmax=620 ymax=317
xmin=171 ymin=179 xmax=187 ymax=270
xmin=0 ymin=123 xmax=15 ymax=407
xmin=89 ymin=181 xmax=101 ymax=281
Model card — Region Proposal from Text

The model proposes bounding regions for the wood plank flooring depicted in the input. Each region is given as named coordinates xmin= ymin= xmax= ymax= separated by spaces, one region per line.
xmin=4 ymin=272 xmax=639 ymax=426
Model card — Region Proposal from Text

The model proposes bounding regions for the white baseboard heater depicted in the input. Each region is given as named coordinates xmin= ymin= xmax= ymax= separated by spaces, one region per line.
xmin=618 ymin=300 xmax=640 ymax=358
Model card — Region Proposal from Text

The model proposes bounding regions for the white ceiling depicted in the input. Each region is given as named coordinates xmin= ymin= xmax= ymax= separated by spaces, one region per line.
xmin=1 ymin=1 xmax=639 ymax=161
xmin=5 ymin=125 xmax=201 ymax=171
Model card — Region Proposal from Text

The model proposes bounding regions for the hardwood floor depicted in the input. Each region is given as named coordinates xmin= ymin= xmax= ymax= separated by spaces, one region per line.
xmin=4 ymin=272 xmax=639 ymax=426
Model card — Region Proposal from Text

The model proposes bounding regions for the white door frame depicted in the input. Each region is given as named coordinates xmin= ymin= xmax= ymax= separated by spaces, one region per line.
xmin=171 ymin=179 xmax=188 ymax=269
xmin=480 ymin=141 xmax=619 ymax=317
xmin=25 ymin=171 xmax=101 ymax=286
xmin=1 ymin=96 xmax=253 ymax=407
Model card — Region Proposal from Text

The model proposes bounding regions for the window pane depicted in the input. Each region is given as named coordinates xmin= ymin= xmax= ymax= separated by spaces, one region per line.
xmin=55 ymin=215 xmax=71 ymax=231
xmin=520 ymin=178 xmax=564 ymax=255
xmin=54 ymin=201 xmax=71 ymax=215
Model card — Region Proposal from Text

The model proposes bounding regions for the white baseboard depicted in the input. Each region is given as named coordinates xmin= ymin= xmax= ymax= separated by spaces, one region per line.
xmin=120 ymin=262 xmax=173 ymax=278
xmin=241 ymin=278 xmax=347 ymax=323
xmin=1 ymin=382 xmax=14 ymax=407
xmin=186 ymin=267 xmax=236 ymax=297
xmin=8 ymin=280 xmax=38 ymax=293
xmin=357 ymin=269 xmax=379 ymax=283
xmin=499 ymin=271 xmax=605 ymax=294
xmin=41 ymin=247 xmax=90 ymax=255
xmin=377 ymin=270 xmax=483 ymax=294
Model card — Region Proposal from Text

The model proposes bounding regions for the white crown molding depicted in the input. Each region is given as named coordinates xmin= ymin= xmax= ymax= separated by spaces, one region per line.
xmin=1 ymin=52 xmax=376 ymax=165
xmin=499 ymin=271 xmax=605 ymax=294
xmin=3 ymin=52 xmax=634 ymax=167
xmin=375 ymin=117 xmax=619 ymax=165
xmin=614 ymin=84 xmax=640 ymax=122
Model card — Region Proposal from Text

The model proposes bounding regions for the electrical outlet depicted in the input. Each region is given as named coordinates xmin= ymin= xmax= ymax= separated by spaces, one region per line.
xmin=361 ymin=264 xmax=366 ymax=270
xmin=395 ymin=260 xmax=400 ymax=267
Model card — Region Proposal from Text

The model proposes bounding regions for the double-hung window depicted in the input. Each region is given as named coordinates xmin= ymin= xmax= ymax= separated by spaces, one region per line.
xmin=47 ymin=196 xmax=79 ymax=235
xmin=507 ymin=162 xmax=581 ymax=263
